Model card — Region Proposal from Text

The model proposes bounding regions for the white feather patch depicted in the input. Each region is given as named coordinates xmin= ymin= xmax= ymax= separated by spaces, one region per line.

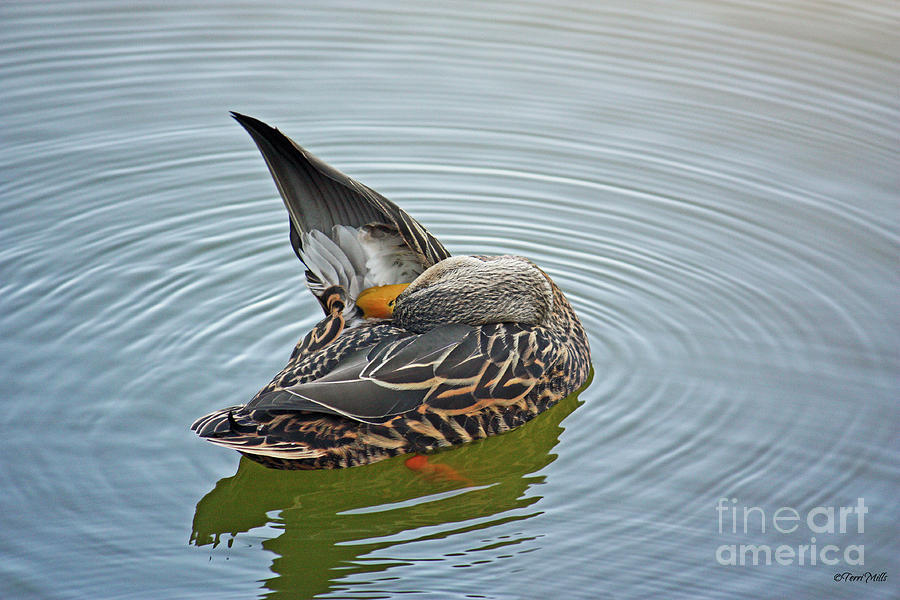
xmin=299 ymin=227 xmax=367 ymax=302
xmin=358 ymin=226 xmax=425 ymax=286
xmin=299 ymin=225 xmax=429 ymax=325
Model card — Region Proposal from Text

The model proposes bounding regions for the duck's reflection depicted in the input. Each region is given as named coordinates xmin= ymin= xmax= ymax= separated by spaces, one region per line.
xmin=191 ymin=373 xmax=591 ymax=599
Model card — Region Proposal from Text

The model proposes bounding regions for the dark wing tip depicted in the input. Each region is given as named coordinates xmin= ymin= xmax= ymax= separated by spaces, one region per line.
xmin=229 ymin=112 xmax=292 ymax=153
xmin=230 ymin=113 xmax=298 ymax=152
xmin=230 ymin=111 xmax=262 ymax=129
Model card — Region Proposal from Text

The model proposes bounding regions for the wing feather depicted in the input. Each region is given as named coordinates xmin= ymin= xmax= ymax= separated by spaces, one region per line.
xmin=231 ymin=112 xmax=450 ymax=271
xmin=245 ymin=323 xmax=558 ymax=423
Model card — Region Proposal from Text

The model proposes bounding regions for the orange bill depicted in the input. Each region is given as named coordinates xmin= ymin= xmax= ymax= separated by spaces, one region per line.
xmin=355 ymin=283 xmax=410 ymax=319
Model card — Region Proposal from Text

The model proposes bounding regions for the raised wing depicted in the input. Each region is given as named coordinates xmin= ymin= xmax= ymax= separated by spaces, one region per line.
xmin=231 ymin=113 xmax=451 ymax=308
xmin=244 ymin=323 xmax=558 ymax=424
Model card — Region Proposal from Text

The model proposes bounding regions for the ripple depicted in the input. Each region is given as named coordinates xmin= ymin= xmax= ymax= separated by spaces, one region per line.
xmin=1 ymin=0 xmax=898 ymax=598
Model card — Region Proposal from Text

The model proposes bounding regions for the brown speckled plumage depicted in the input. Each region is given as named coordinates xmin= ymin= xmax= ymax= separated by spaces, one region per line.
xmin=191 ymin=114 xmax=590 ymax=469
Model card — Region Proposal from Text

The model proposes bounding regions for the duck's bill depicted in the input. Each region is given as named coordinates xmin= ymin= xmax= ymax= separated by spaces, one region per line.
xmin=356 ymin=284 xmax=410 ymax=319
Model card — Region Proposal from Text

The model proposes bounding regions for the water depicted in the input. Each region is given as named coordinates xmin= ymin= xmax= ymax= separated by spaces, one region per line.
xmin=1 ymin=1 xmax=898 ymax=598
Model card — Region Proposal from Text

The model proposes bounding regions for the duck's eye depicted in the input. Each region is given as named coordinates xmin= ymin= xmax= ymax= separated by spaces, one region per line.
xmin=387 ymin=299 xmax=395 ymax=307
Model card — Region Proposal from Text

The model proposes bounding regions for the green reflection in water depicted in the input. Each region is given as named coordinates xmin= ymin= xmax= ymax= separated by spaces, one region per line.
xmin=191 ymin=370 xmax=592 ymax=598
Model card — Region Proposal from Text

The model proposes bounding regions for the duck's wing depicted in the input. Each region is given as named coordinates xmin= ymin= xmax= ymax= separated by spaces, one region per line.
xmin=243 ymin=323 xmax=558 ymax=424
xmin=231 ymin=113 xmax=450 ymax=315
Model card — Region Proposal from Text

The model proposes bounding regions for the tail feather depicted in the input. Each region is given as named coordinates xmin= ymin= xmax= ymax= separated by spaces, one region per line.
xmin=191 ymin=407 xmax=327 ymax=461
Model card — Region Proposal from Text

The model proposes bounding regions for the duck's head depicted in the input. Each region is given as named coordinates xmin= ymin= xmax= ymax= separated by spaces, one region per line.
xmin=357 ymin=255 xmax=554 ymax=333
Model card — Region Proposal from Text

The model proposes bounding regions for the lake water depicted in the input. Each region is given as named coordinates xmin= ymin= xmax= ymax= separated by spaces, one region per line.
xmin=1 ymin=1 xmax=898 ymax=598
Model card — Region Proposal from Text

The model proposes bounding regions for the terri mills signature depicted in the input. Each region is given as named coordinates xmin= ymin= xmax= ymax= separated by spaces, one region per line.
xmin=834 ymin=571 xmax=887 ymax=583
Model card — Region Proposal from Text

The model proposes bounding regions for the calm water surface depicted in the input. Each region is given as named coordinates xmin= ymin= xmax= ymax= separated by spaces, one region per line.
xmin=1 ymin=1 xmax=898 ymax=598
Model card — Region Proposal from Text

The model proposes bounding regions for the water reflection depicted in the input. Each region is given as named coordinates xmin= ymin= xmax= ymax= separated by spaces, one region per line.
xmin=3 ymin=0 xmax=898 ymax=597
xmin=191 ymin=372 xmax=591 ymax=598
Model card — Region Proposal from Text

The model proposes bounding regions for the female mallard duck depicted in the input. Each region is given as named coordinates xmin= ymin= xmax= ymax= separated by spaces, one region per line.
xmin=192 ymin=113 xmax=590 ymax=469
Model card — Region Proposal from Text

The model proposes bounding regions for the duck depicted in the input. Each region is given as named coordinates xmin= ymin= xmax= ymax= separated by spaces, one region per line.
xmin=191 ymin=113 xmax=591 ymax=469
